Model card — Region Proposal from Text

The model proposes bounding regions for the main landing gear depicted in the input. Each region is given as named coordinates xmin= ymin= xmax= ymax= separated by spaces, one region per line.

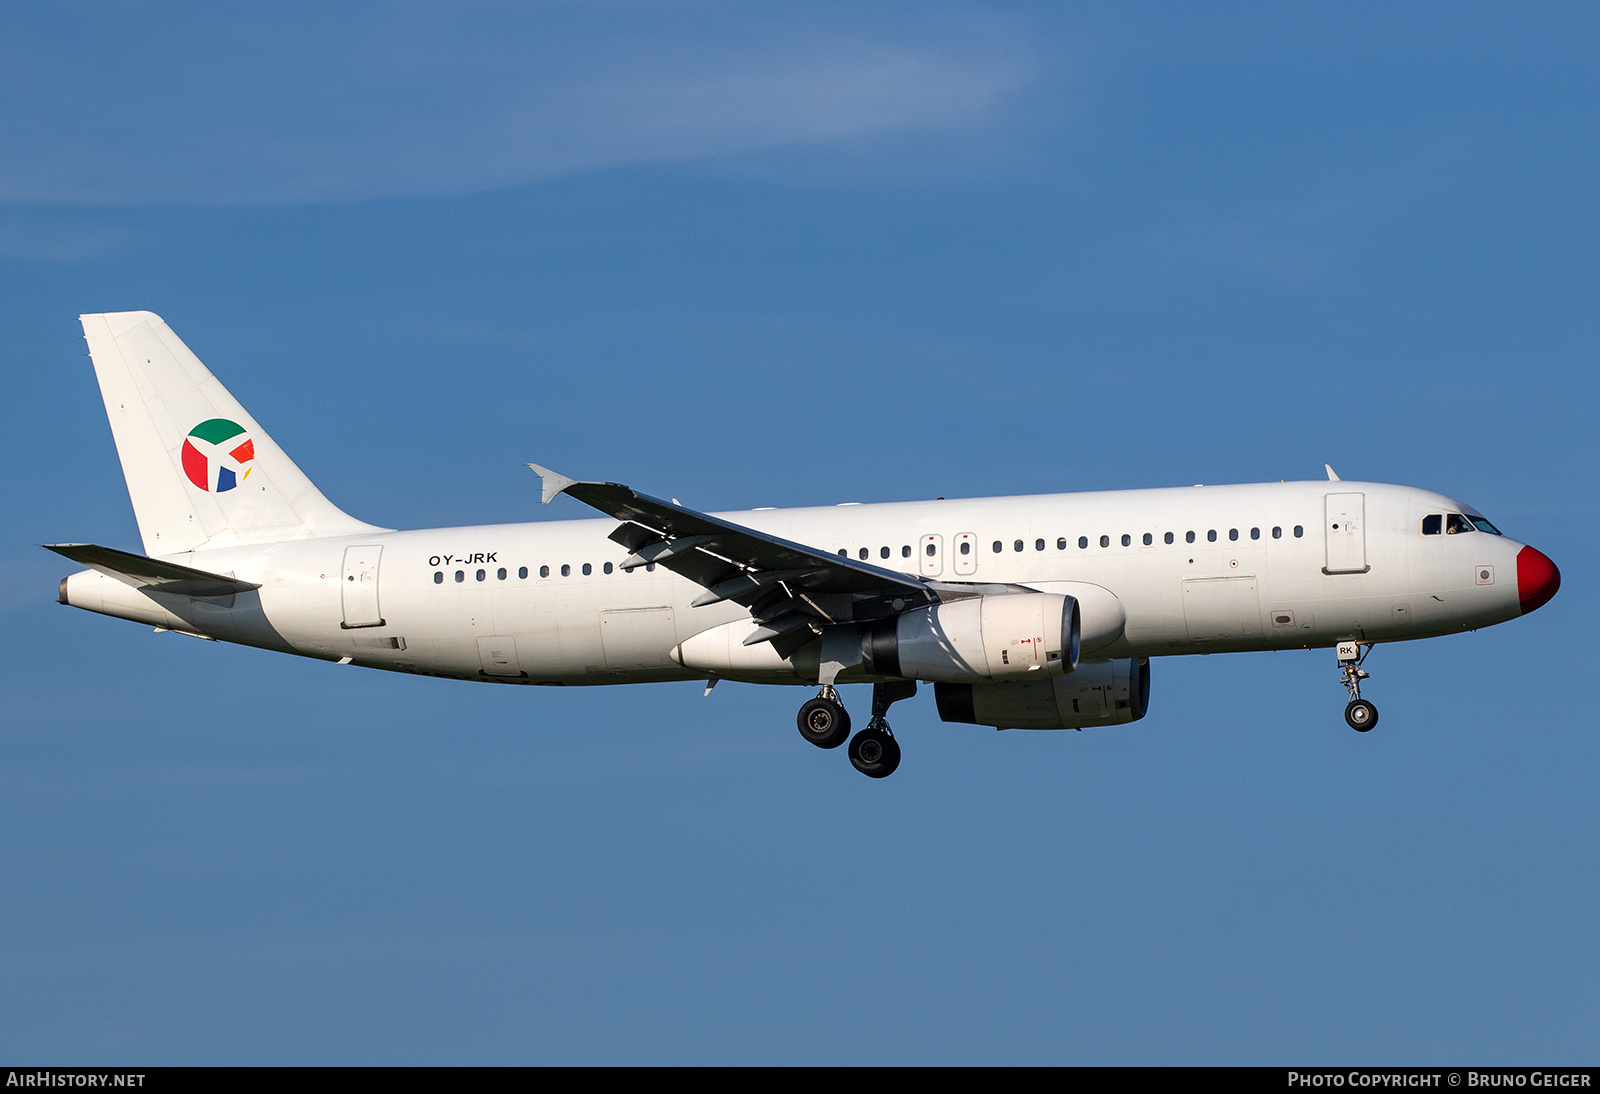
xmin=1337 ymin=641 xmax=1379 ymax=732
xmin=797 ymin=687 xmax=850 ymax=749
xmin=796 ymin=680 xmax=915 ymax=778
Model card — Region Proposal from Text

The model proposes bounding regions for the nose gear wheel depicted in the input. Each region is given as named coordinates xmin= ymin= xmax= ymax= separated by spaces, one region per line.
xmin=1337 ymin=642 xmax=1378 ymax=732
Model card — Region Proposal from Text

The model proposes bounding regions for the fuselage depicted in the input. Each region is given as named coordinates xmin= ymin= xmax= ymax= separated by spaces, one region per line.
xmin=61 ymin=479 xmax=1547 ymax=687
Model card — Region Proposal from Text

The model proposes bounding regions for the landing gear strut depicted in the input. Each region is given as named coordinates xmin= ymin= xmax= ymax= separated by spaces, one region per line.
xmin=848 ymin=680 xmax=915 ymax=778
xmin=1337 ymin=641 xmax=1378 ymax=732
xmin=797 ymin=686 xmax=850 ymax=749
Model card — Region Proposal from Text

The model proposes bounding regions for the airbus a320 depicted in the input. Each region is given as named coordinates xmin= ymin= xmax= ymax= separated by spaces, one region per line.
xmin=51 ymin=312 xmax=1561 ymax=778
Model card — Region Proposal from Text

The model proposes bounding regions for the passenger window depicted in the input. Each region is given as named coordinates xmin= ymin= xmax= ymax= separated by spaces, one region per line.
xmin=1121 ymin=534 xmax=1131 ymax=547
xmin=1422 ymin=514 xmax=1442 ymax=535
xmin=993 ymin=541 xmax=1002 ymax=553
xmin=560 ymin=564 xmax=570 ymax=577
xmin=1164 ymin=532 xmax=1174 ymax=544
xmin=1014 ymin=539 xmax=1024 ymax=552
xmin=646 ymin=563 xmax=656 ymax=572
xmin=1250 ymin=528 xmax=1260 ymax=540
xmin=1228 ymin=529 xmax=1238 ymax=542
xmin=1057 ymin=538 xmax=1067 ymax=550
xmin=1272 ymin=527 xmax=1281 ymax=539
xmin=476 ymin=569 xmax=486 ymax=582
xmin=518 ymin=566 xmax=528 ymax=579
xmin=1207 ymin=530 xmax=1217 ymax=543
xmin=1035 ymin=539 xmax=1045 ymax=551
xmin=582 ymin=563 xmax=592 ymax=575
xmin=603 ymin=562 xmax=613 ymax=574
xmin=539 ymin=565 xmax=550 ymax=578
xmin=1186 ymin=531 xmax=1195 ymax=544
xmin=902 ymin=545 xmax=912 ymax=557
xmin=433 ymin=571 xmax=443 ymax=584
xmin=880 ymin=546 xmax=890 ymax=559
xmin=1143 ymin=533 xmax=1153 ymax=546
xmin=497 ymin=567 xmax=507 ymax=580
xmin=1294 ymin=526 xmax=1304 ymax=538
xmin=859 ymin=547 xmax=869 ymax=560
xmin=1100 ymin=535 xmax=1110 ymax=548
xmin=455 ymin=570 xmax=464 ymax=582
xmin=1078 ymin=536 xmax=1088 ymax=549
xmin=960 ymin=541 xmax=971 ymax=555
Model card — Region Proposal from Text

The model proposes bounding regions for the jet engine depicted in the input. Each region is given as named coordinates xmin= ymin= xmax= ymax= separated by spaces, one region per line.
xmin=1018 ymin=581 xmax=1125 ymax=652
xmin=934 ymin=657 xmax=1151 ymax=729
xmin=862 ymin=592 xmax=1079 ymax=683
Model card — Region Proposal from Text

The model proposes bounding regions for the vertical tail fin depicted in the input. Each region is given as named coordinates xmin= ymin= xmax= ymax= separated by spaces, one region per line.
xmin=80 ymin=311 xmax=385 ymax=555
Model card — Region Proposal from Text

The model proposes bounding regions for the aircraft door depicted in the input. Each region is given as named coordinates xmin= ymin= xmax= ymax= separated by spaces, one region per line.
xmin=1324 ymin=493 xmax=1368 ymax=574
xmin=477 ymin=635 xmax=522 ymax=676
xmin=1182 ymin=576 xmax=1264 ymax=640
xmin=919 ymin=534 xmax=943 ymax=577
xmin=600 ymin=607 xmax=679 ymax=671
xmin=340 ymin=545 xmax=385 ymax=628
xmin=954 ymin=533 xmax=977 ymax=575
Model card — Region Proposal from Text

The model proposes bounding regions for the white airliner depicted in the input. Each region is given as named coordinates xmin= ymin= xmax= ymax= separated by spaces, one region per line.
xmin=52 ymin=312 xmax=1561 ymax=778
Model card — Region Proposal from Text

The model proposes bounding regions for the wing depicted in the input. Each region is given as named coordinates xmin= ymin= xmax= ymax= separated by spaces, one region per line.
xmin=529 ymin=464 xmax=943 ymax=650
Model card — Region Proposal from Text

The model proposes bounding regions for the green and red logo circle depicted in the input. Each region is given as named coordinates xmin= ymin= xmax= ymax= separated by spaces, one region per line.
xmin=181 ymin=418 xmax=255 ymax=492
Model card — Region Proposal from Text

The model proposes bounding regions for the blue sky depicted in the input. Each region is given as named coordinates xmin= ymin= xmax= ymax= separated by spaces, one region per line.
xmin=2 ymin=2 xmax=1595 ymax=1064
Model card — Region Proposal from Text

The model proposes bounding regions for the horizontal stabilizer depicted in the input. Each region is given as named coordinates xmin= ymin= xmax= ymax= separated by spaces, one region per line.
xmin=44 ymin=543 xmax=260 ymax=597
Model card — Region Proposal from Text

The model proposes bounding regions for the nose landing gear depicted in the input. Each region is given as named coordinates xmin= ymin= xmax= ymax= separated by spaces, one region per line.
xmin=1345 ymin=698 xmax=1378 ymax=731
xmin=1337 ymin=641 xmax=1379 ymax=732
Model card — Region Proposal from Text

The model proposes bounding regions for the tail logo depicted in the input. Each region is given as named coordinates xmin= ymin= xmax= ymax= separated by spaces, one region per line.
xmin=181 ymin=418 xmax=256 ymax=493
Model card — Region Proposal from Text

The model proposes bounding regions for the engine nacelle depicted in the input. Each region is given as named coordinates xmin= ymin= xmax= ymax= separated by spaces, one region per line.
xmin=863 ymin=593 xmax=1079 ymax=683
xmin=1019 ymin=581 xmax=1125 ymax=652
xmin=934 ymin=657 xmax=1151 ymax=729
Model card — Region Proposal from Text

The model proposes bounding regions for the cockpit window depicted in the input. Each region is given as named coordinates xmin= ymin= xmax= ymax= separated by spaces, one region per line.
xmin=1466 ymin=515 xmax=1503 ymax=536
xmin=1421 ymin=514 xmax=1442 ymax=536
xmin=1445 ymin=513 xmax=1474 ymax=534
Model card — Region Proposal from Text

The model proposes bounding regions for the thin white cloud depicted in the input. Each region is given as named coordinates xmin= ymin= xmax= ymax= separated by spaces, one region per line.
xmin=0 ymin=212 xmax=139 ymax=262
xmin=0 ymin=3 xmax=1035 ymax=206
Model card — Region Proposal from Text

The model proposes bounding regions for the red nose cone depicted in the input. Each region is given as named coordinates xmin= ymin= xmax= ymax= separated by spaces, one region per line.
xmin=1516 ymin=546 xmax=1560 ymax=615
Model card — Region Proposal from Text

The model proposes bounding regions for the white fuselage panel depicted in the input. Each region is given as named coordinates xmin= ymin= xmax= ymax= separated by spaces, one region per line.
xmin=64 ymin=480 xmax=1527 ymax=686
